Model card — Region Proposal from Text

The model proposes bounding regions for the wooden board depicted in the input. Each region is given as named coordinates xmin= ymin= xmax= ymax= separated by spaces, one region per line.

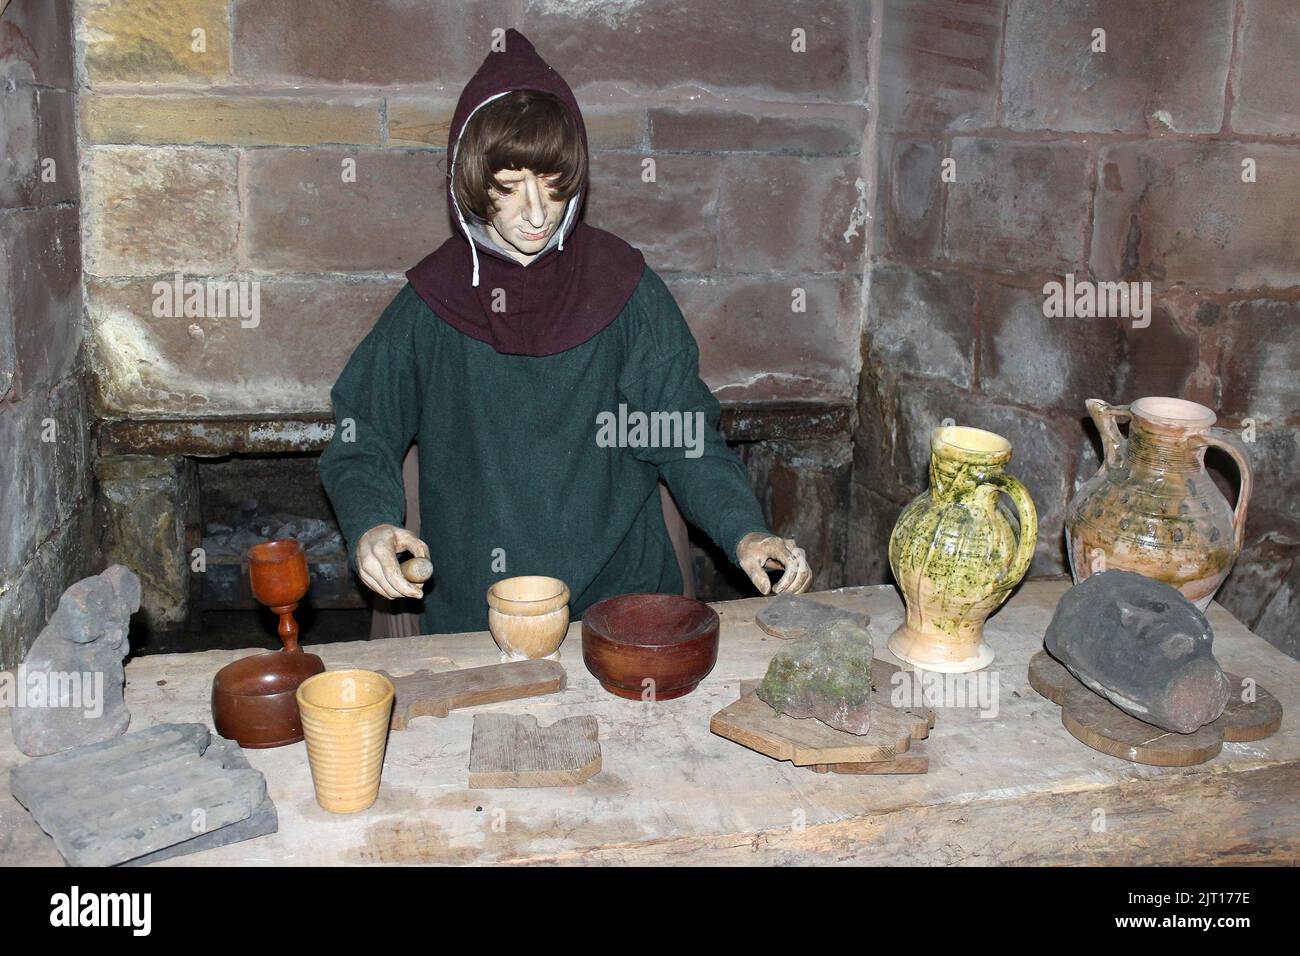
xmin=737 ymin=670 xmax=931 ymax=774
xmin=807 ymin=753 xmax=929 ymax=774
xmin=1028 ymin=650 xmax=1283 ymax=767
xmin=1220 ymin=672 xmax=1284 ymax=742
xmin=1061 ymin=686 xmax=1224 ymax=767
xmin=467 ymin=714 xmax=601 ymax=789
xmin=1027 ymin=649 xmax=1075 ymax=705
xmin=712 ymin=660 xmax=933 ymax=767
xmin=377 ymin=659 xmax=566 ymax=729
xmin=756 ymin=593 xmax=870 ymax=641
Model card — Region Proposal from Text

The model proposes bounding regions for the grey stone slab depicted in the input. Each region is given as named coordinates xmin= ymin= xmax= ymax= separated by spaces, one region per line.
xmin=9 ymin=722 xmax=274 ymax=866
xmin=756 ymin=593 xmax=869 ymax=641
xmin=124 ymin=737 xmax=278 ymax=866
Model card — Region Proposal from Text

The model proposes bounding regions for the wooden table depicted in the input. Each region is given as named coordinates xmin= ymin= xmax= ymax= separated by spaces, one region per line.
xmin=2 ymin=581 xmax=1297 ymax=865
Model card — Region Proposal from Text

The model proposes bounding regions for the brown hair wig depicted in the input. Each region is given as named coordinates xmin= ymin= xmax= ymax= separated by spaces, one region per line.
xmin=452 ymin=89 xmax=586 ymax=225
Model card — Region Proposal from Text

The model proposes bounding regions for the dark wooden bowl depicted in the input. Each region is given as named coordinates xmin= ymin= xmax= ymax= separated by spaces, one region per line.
xmin=211 ymin=650 xmax=325 ymax=748
xmin=581 ymin=593 xmax=719 ymax=700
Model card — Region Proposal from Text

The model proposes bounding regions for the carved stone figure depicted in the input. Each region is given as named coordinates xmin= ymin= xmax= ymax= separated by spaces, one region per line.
xmin=10 ymin=565 xmax=140 ymax=756
xmin=1044 ymin=570 xmax=1230 ymax=734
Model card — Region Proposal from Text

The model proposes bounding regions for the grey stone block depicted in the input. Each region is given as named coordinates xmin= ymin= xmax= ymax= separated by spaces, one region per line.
xmin=756 ymin=593 xmax=869 ymax=642
xmin=123 ymin=736 xmax=278 ymax=866
xmin=9 ymin=723 xmax=275 ymax=867
xmin=95 ymin=456 xmax=200 ymax=633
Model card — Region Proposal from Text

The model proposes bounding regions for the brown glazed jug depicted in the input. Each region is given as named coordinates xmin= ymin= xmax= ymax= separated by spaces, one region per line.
xmin=1066 ymin=397 xmax=1252 ymax=610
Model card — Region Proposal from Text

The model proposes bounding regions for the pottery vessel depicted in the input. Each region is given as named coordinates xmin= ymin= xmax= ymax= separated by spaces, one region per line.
xmin=296 ymin=669 xmax=394 ymax=813
xmin=1066 ymin=397 xmax=1252 ymax=610
xmin=486 ymin=576 xmax=571 ymax=661
xmin=887 ymin=426 xmax=1038 ymax=673
xmin=582 ymin=593 xmax=719 ymax=700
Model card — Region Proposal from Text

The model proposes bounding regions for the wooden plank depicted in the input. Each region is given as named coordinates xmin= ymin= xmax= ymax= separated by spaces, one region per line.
xmin=467 ymin=714 xmax=601 ymax=789
xmin=807 ymin=752 xmax=929 ymax=774
xmin=1031 ymin=651 xmax=1283 ymax=765
xmin=1027 ymin=649 xmax=1074 ymax=705
xmin=1221 ymin=672 xmax=1284 ymax=742
xmin=378 ymin=659 xmax=567 ymax=729
xmin=711 ymin=693 xmax=911 ymax=764
xmin=95 ymin=402 xmax=850 ymax=456
xmin=503 ymin=762 xmax=1300 ymax=866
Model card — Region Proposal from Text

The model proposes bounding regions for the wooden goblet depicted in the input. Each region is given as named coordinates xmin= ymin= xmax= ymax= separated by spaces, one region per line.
xmin=213 ymin=537 xmax=323 ymax=748
xmin=248 ymin=538 xmax=310 ymax=652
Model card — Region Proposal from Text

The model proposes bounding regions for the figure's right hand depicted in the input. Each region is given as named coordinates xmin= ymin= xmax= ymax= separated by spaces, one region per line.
xmin=356 ymin=524 xmax=430 ymax=600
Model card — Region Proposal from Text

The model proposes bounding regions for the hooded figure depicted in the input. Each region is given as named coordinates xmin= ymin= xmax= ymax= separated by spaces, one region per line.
xmin=405 ymin=30 xmax=646 ymax=357
xmin=321 ymin=29 xmax=810 ymax=635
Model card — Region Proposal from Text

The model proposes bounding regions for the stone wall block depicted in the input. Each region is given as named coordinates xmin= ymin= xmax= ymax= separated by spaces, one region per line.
xmin=94 ymin=456 xmax=201 ymax=634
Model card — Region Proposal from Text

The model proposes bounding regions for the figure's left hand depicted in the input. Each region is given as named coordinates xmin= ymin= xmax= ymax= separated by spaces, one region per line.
xmin=737 ymin=532 xmax=812 ymax=595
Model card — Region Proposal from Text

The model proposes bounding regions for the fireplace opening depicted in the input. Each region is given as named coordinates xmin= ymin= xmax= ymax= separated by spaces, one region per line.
xmin=135 ymin=454 xmax=370 ymax=655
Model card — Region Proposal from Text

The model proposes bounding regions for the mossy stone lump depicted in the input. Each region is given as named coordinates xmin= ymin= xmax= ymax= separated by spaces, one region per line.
xmin=756 ymin=619 xmax=874 ymax=734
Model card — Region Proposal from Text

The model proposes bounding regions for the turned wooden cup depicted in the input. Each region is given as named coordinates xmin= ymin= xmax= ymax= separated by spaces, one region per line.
xmin=486 ymin=576 xmax=571 ymax=661
xmin=296 ymin=670 xmax=394 ymax=813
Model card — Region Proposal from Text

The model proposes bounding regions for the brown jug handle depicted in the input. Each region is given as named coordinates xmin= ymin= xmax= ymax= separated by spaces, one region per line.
xmin=1199 ymin=427 xmax=1252 ymax=555
xmin=986 ymin=474 xmax=1039 ymax=590
xmin=1086 ymin=399 xmax=1130 ymax=469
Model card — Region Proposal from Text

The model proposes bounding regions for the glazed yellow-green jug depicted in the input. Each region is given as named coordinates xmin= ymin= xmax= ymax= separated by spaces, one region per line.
xmin=888 ymin=425 xmax=1037 ymax=672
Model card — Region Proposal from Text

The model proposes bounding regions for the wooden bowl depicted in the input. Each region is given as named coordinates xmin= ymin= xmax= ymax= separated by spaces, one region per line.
xmin=581 ymin=593 xmax=719 ymax=700
xmin=211 ymin=650 xmax=326 ymax=748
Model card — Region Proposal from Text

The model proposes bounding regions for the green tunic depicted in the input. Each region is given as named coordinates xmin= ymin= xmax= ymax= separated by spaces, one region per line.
xmin=319 ymin=264 xmax=770 ymax=634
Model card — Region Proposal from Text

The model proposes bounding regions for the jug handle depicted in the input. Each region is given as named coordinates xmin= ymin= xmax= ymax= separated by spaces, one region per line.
xmin=986 ymin=474 xmax=1039 ymax=590
xmin=1086 ymin=399 xmax=1130 ymax=469
xmin=1199 ymin=427 xmax=1253 ymax=555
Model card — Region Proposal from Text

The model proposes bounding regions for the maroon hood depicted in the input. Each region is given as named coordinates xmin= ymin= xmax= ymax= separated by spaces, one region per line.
xmin=405 ymin=28 xmax=646 ymax=357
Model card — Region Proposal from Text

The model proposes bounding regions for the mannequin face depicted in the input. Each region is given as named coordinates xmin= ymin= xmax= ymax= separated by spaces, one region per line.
xmin=485 ymin=168 xmax=568 ymax=265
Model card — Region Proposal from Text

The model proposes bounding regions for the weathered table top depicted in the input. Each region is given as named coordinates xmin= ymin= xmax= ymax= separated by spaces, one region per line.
xmin=2 ymin=581 xmax=1297 ymax=865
